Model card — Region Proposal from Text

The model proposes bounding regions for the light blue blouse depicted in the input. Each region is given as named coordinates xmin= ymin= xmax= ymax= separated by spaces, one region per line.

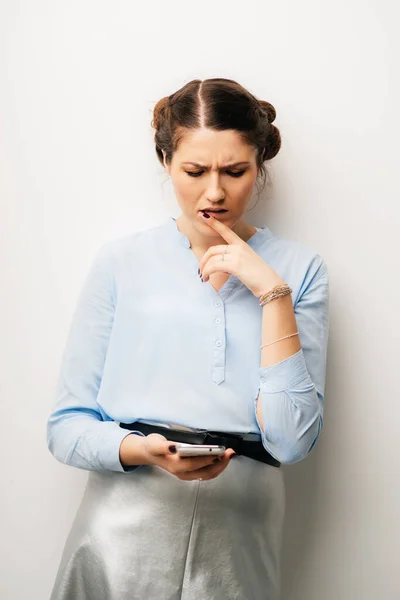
xmin=47 ymin=216 xmax=330 ymax=472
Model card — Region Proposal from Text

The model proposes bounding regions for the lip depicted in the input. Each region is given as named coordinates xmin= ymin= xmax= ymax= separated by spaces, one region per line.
xmin=198 ymin=209 xmax=228 ymax=217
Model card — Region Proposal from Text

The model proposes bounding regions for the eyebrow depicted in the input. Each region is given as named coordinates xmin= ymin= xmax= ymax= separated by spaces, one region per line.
xmin=181 ymin=161 xmax=251 ymax=169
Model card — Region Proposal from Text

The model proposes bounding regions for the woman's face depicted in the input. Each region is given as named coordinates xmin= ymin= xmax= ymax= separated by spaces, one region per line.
xmin=164 ymin=128 xmax=259 ymax=236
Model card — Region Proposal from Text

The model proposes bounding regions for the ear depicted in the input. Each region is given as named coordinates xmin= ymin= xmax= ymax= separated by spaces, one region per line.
xmin=162 ymin=150 xmax=170 ymax=174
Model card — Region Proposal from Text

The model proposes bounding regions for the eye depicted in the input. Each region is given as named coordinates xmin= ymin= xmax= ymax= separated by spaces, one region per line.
xmin=185 ymin=171 xmax=204 ymax=177
xmin=185 ymin=169 xmax=246 ymax=178
xmin=226 ymin=170 xmax=246 ymax=178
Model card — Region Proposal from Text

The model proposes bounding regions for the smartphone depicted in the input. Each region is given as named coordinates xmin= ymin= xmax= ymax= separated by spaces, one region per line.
xmin=177 ymin=443 xmax=226 ymax=457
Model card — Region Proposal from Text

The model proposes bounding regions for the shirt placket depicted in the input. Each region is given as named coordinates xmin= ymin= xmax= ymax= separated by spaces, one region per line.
xmin=212 ymin=299 xmax=226 ymax=384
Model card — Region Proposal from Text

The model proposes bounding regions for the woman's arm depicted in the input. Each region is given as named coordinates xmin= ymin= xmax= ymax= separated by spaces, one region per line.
xmin=195 ymin=212 xmax=330 ymax=466
xmin=47 ymin=244 xmax=145 ymax=472
xmin=255 ymin=258 xmax=330 ymax=464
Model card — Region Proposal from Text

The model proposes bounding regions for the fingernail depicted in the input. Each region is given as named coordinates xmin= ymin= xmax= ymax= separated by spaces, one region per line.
xmin=169 ymin=445 xmax=177 ymax=453
xmin=202 ymin=212 xmax=210 ymax=219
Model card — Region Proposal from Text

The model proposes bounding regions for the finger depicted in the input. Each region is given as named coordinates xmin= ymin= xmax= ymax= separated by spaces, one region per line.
xmin=181 ymin=463 xmax=225 ymax=481
xmin=205 ymin=450 xmax=236 ymax=478
xmin=225 ymin=449 xmax=236 ymax=460
xmin=183 ymin=449 xmax=235 ymax=474
xmin=144 ymin=434 xmax=178 ymax=456
xmin=173 ymin=454 xmax=222 ymax=473
xmin=198 ymin=244 xmax=234 ymax=275
xmin=201 ymin=254 xmax=233 ymax=282
xmin=199 ymin=211 xmax=243 ymax=245
xmin=180 ymin=451 xmax=236 ymax=481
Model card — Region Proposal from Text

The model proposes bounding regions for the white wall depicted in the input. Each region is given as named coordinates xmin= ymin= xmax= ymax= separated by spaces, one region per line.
xmin=1 ymin=2 xmax=399 ymax=598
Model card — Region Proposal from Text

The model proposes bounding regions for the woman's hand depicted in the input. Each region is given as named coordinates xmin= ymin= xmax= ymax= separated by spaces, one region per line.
xmin=198 ymin=212 xmax=285 ymax=298
xmin=143 ymin=434 xmax=236 ymax=481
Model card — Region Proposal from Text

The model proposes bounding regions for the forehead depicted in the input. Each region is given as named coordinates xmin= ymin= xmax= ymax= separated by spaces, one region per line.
xmin=174 ymin=127 xmax=256 ymax=164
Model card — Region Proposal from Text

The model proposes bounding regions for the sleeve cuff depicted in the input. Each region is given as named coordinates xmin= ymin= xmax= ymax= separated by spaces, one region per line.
xmin=99 ymin=424 xmax=146 ymax=472
xmin=259 ymin=348 xmax=310 ymax=393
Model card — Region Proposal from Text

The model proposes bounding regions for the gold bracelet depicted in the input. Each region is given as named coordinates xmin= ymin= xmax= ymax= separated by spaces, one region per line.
xmin=258 ymin=284 xmax=291 ymax=303
xmin=259 ymin=284 xmax=292 ymax=307
xmin=261 ymin=332 xmax=299 ymax=349
xmin=260 ymin=289 xmax=292 ymax=307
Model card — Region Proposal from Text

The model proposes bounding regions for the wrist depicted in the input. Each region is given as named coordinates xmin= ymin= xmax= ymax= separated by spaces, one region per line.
xmin=119 ymin=433 xmax=150 ymax=468
xmin=261 ymin=291 xmax=293 ymax=310
xmin=251 ymin=274 xmax=287 ymax=299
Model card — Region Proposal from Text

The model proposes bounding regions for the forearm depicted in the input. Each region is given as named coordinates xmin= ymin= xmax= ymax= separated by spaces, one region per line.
xmin=260 ymin=293 xmax=301 ymax=368
xmin=47 ymin=413 xmax=146 ymax=472
xmin=254 ymin=277 xmax=324 ymax=464
xmin=256 ymin=283 xmax=301 ymax=429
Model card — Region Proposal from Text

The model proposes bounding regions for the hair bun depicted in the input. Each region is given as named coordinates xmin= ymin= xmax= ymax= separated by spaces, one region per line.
xmin=152 ymin=96 xmax=170 ymax=130
xmin=258 ymin=100 xmax=276 ymax=124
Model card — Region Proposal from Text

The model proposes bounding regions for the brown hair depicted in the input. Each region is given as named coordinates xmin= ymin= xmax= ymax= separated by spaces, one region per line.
xmin=151 ymin=78 xmax=281 ymax=187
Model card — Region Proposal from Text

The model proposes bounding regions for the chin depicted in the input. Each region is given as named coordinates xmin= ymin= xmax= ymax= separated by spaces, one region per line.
xmin=195 ymin=217 xmax=229 ymax=231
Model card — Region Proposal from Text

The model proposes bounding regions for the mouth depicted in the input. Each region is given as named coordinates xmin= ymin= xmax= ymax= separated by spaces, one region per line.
xmin=198 ymin=208 xmax=228 ymax=217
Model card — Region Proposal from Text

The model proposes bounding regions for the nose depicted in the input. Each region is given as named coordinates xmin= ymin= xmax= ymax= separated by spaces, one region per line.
xmin=205 ymin=172 xmax=225 ymax=203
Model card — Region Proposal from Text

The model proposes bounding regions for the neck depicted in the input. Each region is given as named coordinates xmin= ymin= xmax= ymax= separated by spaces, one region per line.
xmin=176 ymin=215 xmax=257 ymax=252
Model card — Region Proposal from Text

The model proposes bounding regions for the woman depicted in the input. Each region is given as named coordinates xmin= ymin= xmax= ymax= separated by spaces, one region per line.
xmin=47 ymin=78 xmax=329 ymax=600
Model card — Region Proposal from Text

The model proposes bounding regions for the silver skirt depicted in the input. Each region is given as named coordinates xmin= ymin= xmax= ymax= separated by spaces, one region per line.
xmin=50 ymin=456 xmax=285 ymax=600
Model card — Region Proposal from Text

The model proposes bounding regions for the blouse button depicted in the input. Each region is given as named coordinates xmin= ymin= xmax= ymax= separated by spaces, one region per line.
xmin=215 ymin=318 xmax=221 ymax=324
xmin=215 ymin=340 xmax=222 ymax=347
xmin=215 ymin=301 xmax=221 ymax=307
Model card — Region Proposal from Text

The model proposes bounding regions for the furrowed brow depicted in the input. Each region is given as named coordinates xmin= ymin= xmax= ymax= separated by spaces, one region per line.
xmin=182 ymin=161 xmax=251 ymax=169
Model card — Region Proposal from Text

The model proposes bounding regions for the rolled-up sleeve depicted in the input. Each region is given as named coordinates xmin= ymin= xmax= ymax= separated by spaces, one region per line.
xmin=46 ymin=244 xmax=144 ymax=472
xmin=255 ymin=258 xmax=330 ymax=464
